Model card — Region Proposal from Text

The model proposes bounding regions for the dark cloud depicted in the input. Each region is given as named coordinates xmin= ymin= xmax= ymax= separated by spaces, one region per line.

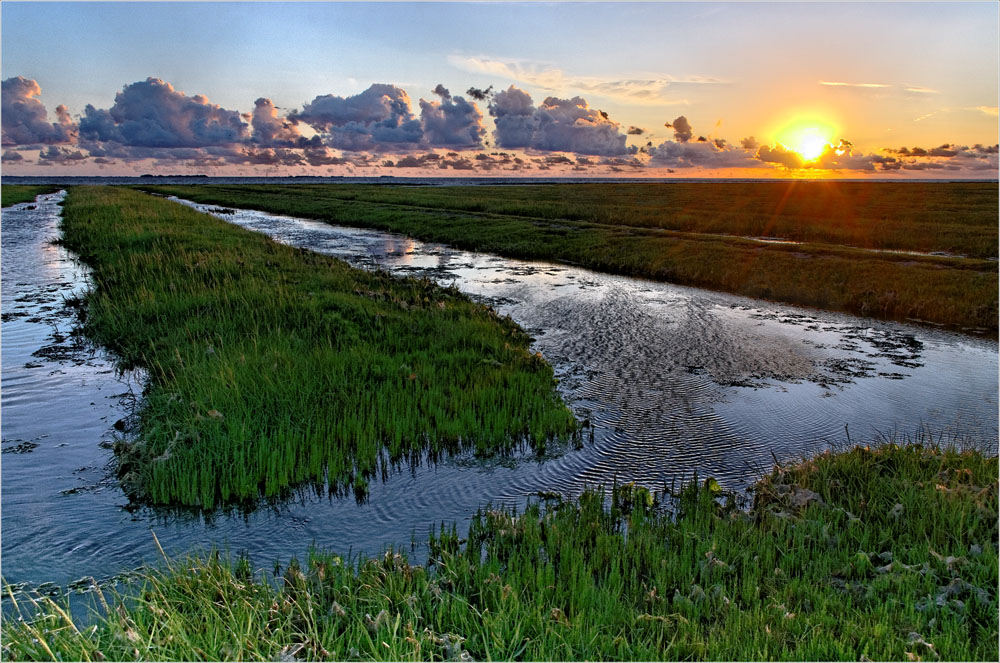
xmin=37 ymin=145 xmax=87 ymax=164
xmin=2 ymin=77 xmax=77 ymax=146
xmin=740 ymin=136 xmax=759 ymax=151
xmin=627 ymin=126 xmax=646 ymax=135
xmin=439 ymin=156 xmax=475 ymax=170
xmin=901 ymin=161 xmax=947 ymax=170
xmin=391 ymin=154 xmax=434 ymax=168
xmin=78 ymin=78 xmax=247 ymax=148
xmin=301 ymin=145 xmax=351 ymax=167
xmin=432 ymin=84 xmax=451 ymax=100
xmin=418 ymin=94 xmax=485 ymax=148
xmin=649 ymin=138 xmax=760 ymax=169
xmin=600 ymin=156 xmax=644 ymax=169
xmin=465 ymin=85 xmax=494 ymax=101
xmin=488 ymin=86 xmax=629 ymax=156
xmin=664 ymin=115 xmax=693 ymax=143
xmin=755 ymin=144 xmax=805 ymax=169
xmin=2 ymin=150 xmax=25 ymax=162
xmin=237 ymin=147 xmax=306 ymax=167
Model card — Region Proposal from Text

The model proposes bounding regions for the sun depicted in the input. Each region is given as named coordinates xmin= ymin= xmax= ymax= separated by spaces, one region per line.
xmin=775 ymin=117 xmax=838 ymax=162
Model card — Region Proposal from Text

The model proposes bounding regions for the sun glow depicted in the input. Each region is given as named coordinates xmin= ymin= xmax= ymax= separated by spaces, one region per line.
xmin=775 ymin=117 xmax=838 ymax=162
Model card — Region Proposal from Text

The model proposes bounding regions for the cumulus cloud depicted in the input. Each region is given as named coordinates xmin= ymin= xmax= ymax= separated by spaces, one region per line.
xmin=419 ymin=93 xmax=485 ymax=148
xmin=78 ymin=78 xmax=247 ymax=150
xmin=664 ymin=116 xmax=693 ymax=143
xmin=488 ymin=86 xmax=629 ymax=156
xmin=251 ymin=97 xmax=307 ymax=147
xmin=489 ymin=86 xmax=537 ymax=148
xmin=2 ymin=149 xmax=25 ymax=162
xmin=289 ymin=83 xmax=423 ymax=151
xmin=431 ymin=84 xmax=451 ymax=100
xmin=627 ymin=126 xmax=645 ymax=135
xmin=2 ymin=76 xmax=77 ymax=146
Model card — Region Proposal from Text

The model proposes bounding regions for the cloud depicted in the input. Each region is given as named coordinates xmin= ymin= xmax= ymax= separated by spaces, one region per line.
xmin=290 ymin=83 xmax=423 ymax=152
xmin=880 ymin=143 xmax=999 ymax=172
xmin=418 ymin=93 xmax=485 ymax=148
xmin=2 ymin=149 xmax=25 ymax=162
xmin=251 ymin=98 xmax=307 ymax=147
xmin=820 ymin=80 xmax=940 ymax=95
xmin=627 ymin=126 xmax=645 ymax=135
xmin=489 ymin=86 xmax=537 ymax=148
xmin=465 ymin=85 xmax=493 ymax=101
xmin=431 ymin=84 xmax=451 ymax=100
xmin=819 ymin=80 xmax=892 ymax=89
xmin=448 ymin=55 xmax=713 ymax=104
xmin=2 ymin=77 xmax=77 ymax=146
xmin=78 ymin=78 xmax=247 ymax=151
xmin=664 ymin=115 xmax=693 ymax=143
xmin=974 ymin=106 xmax=999 ymax=117
xmin=487 ymin=86 xmax=630 ymax=156
xmin=37 ymin=145 xmax=88 ymax=164
xmin=755 ymin=144 xmax=805 ymax=169
xmin=648 ymin=138 xmax=760 ymax=169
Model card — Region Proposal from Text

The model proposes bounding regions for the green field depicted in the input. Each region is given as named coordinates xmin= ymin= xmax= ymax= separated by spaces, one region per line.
xmin=1 ymin=184 xmax=59 ymax=207
xmin=57 ymin=187 xmax=576 ymax=508
xmin=141 ymin=182 xmax=999 ymax=333
xmin=5 ymin=443 xmax=996 ymax=661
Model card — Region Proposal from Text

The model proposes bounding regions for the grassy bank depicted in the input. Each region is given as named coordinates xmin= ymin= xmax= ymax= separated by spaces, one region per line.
xmin=141 ymin=183 xmax=999 ymax=333
xmin=1 ymin=185 xmax=60 ymax=207
xmin=58 ymin=187 xmax=575 ymax=508
xmin=5 ymin=443 xmax=997 ymax=661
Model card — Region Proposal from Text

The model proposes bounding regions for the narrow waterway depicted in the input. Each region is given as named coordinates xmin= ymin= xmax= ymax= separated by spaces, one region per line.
xmin=2 ymin=192 xmax=997 ymax=599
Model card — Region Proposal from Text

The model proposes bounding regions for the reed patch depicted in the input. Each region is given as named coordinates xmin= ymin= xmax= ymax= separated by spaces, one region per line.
xmin=57 ymin=187 xmax=576 ymax=508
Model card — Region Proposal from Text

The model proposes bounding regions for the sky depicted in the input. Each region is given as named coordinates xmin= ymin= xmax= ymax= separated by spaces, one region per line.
xmin=2 ymin=1 xmax=997 ymax=178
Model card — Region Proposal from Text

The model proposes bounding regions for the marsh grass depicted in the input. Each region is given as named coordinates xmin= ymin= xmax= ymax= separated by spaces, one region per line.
xmin=58 ymin=187 xmax=576 ymax=508
xmin=1 ymin=185 xmax=59 ymax=207
xmin=4 ymin=443 xmax=996 ymax=661
xmin=142 ymin=183 xmax=999 ymax=332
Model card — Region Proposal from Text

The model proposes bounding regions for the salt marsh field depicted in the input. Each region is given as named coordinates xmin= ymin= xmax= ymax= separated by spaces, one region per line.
xmin=1 ymin=189 xmax=996 ymax=596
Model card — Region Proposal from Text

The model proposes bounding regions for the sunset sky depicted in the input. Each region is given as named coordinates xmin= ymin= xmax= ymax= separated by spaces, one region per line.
xmin=2 ymin=1 xmax=997 ymax=178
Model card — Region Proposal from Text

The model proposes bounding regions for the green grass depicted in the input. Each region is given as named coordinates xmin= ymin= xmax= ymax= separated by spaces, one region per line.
xmin=58 ymin=186 xmax=576 ymax=508
xmin=1 ymin=185 xmax=60 ymax=207
xmin=141 ymin=183 xmax=999 ymax=333
xmin=5 ymin=443 xmax=996 ymax=661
